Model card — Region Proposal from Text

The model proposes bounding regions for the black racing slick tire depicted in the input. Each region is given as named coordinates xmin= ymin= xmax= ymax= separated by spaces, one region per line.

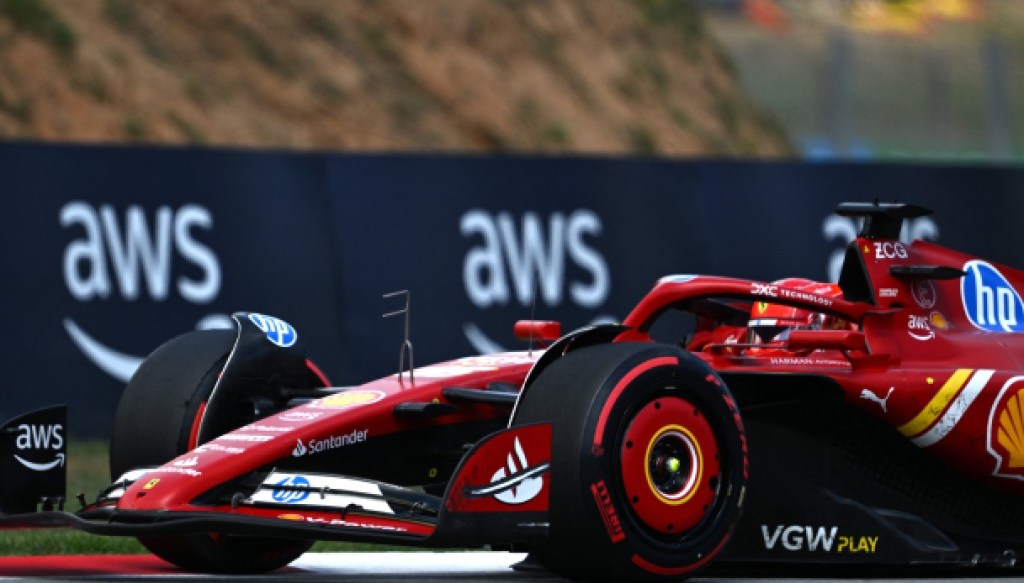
xmin=109 ymin=328 xmax=315 ymax=574
xmin=513 ymin=342 xmax=747 ymax=581
xmin=136 ymin=532 xmax=313 ymax=575
xmin=110 ymin=329 xmax=235 ymax=478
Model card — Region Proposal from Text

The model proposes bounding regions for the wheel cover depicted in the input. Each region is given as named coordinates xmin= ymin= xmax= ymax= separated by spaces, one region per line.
xmin=620 ymin=395 xmax=720 ymax=535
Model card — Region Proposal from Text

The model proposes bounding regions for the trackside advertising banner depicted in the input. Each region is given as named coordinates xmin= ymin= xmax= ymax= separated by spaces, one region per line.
xmin=0 ymin=143 xmax=342 ymax=437
xmin=326 ymin=158 xmax=1024 ymax=379
xmin=1 ymin=142 xmax=1024 ymax=436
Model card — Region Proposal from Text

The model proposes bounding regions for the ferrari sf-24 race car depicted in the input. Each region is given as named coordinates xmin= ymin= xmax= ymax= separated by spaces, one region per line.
xmin=5 ymin=201 xmax=1024 ymax=580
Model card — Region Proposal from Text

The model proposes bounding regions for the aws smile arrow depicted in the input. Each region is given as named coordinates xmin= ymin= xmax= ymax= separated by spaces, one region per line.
xmin=14 ymin=452 xmax=65 ymax=472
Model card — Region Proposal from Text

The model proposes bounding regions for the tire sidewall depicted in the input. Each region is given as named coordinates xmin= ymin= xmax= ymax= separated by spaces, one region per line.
xmin=594 ymin=351 xmax=744 ymax=575
xmin=110 ymin=329 xmax=236 ymax=479
xmin=109 ymin=327 xmax=321 ymax=573
xmin=537 ymin=343 xmax=747 ymax=580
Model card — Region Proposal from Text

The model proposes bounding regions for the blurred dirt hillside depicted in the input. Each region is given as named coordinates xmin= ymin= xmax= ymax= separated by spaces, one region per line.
xmin=0 ymin=0 xmax=790 ymax=156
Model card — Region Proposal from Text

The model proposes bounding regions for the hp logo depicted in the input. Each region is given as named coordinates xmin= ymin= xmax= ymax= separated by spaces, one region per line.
xmin=271 ymin=475 xmax=310 ymax=503
xmin=249 ymin=313 xmax=298 ymax=347
xmin=962 ymin=260 xmax=1024 ymax=332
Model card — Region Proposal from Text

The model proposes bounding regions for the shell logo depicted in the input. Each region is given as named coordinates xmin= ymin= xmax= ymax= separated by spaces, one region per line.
xmin=996 ymin=389 xmax=1024 ymax=468
xmin=987 ymin=377 xmax=1024 ymax=480
xmin=929 ymin=311 xmax=949 ymax=331
xmin=315 ymin=390 xmax=385 ymax=409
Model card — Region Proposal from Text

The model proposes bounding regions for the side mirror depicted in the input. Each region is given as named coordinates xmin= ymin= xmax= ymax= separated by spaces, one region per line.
xmin=514 ymin=320 xmax=562 ymax=343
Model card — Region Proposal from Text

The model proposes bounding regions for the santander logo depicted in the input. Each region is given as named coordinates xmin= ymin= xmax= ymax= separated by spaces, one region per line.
xmin=490 ymin=437 xmax=544 ymax=505
xmin=61 ymin=202 xmax=231 ymax=381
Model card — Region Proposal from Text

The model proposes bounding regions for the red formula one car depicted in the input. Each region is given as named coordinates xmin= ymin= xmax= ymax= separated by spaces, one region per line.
xmin=4 ymin=201 xmax=1024 ymax=580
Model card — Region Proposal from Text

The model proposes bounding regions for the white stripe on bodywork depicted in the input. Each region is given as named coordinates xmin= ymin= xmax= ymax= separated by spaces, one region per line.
xmin=912 ymin=369 xmax=995 ymax=447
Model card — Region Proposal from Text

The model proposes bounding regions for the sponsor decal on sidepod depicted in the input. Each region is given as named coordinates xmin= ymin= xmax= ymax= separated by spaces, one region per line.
xmin=987 ymin=376 xmax=1024 ymax=481
xmin=762 ymin=525 xmax=878 ymax=554
xmin=961 ymin=260 xmax=1024 ymax=332
xmin=907 ymin=315 xmax=934 ymax=341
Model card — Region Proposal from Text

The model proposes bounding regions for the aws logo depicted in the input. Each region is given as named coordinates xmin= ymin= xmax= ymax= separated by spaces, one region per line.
xmin=460 ymin=209 xmax=611 ymax=352
xmin=61 ymin=202 xmax=229 ymax=381
xmin=13 ymin=423 xmax=65 ymax=472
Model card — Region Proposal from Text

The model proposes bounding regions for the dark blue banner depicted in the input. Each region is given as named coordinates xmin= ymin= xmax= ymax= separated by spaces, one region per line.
xmin=1 ymin=142 xmax=1023 ymax=437
xmin=0 ymin=143 xmax=344 ymax=437
xmin=326 ymin=157 xmax=1024 ymax=380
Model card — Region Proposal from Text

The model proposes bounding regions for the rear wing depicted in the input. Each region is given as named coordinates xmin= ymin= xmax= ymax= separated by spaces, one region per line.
xmin=835 ymin=201 xmax=932 ymax=240
xmin=0 ymin=405 xmax=66 ymax=515
xmin=834 ymin=201 xmax=962 ymax=305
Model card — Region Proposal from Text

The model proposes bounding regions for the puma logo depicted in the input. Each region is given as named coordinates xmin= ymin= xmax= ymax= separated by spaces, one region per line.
xmin=859 ymin=387 xmax=894 ymax=414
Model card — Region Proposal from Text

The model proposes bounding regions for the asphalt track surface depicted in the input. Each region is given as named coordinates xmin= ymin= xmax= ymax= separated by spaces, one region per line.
xmin=4 ymin=553 xmax=1024 ymax=582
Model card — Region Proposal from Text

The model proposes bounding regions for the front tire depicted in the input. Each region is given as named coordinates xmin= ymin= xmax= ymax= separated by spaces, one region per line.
xmin=110 ymin=329 xmax=235 ymax=477
xmin=513 ymin=342 xmax=747 ymax=581
xmin=110 ymin=328 xmax=317 ymax=573
xmin=138 ymin=532 xmax=313 ymax=575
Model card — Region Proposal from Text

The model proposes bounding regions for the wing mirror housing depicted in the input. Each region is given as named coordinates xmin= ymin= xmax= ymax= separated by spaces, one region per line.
xmin=514 ymin=320 xmax=562 ymax=343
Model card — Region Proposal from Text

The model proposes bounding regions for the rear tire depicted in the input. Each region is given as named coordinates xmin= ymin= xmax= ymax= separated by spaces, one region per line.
xmin=110 ymin=328 xmax=316 ymax=573
xmin=513 ymin=342 xmax=747 ymax=581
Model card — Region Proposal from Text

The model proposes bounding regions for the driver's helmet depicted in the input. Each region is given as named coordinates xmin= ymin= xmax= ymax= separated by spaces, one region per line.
xmin=747 ymin=279 xmax=844 ymax=346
